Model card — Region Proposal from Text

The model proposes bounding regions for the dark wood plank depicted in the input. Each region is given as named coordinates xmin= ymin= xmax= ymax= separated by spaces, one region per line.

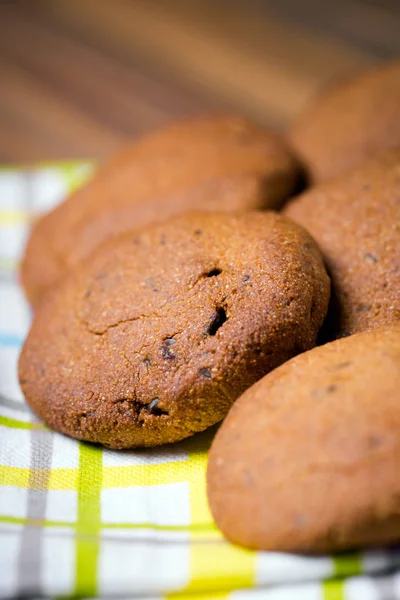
xmin=255 ymin=0 xmax=400 ymax=57
xmin=0 ymin=0 xmax=391 ymax=162
xmin=32 ymin=0 xmax=375 ymax=124
xmin=0 ymin=2 xmax=217 ymax=162
xmin=0 ymin=56 xmax=123 ymax=162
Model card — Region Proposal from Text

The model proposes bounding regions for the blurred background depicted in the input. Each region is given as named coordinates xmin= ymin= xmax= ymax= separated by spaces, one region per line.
xmin=0 ymin=0 xmax=399 ymax=164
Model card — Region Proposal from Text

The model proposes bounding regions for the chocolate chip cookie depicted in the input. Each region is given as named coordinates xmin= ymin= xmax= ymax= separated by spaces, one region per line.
xmin=21 ymin=114 xmax=301 ymax=306
xmin=19 ymin=211 xmax=330 ymax=448
xmin=290 ymin=60 xmax=400 ymax=181
xmin=284 ymin=149 xmax=400 ymax=339
xmin=207 ymin=324 xmax=400 ymax=553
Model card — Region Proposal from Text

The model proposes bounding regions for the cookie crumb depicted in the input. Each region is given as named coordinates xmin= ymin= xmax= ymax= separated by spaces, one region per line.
xmin=161 ymin=338 xmax=176 ymax=360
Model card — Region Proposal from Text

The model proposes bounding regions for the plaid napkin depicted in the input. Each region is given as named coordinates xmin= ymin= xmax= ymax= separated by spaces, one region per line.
xmin=1 ymin=162 xmax=400 ymax=599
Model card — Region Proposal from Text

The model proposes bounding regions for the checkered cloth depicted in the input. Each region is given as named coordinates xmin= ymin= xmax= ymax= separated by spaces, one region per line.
xmin=1 ymin=163 xmax=400 ymax=599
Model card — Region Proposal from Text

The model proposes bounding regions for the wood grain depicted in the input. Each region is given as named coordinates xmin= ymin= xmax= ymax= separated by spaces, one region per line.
xmin=33 ymin=0 xmax=374 ymax=123
xmin=0 ymin=0 xmax=399 ymax=163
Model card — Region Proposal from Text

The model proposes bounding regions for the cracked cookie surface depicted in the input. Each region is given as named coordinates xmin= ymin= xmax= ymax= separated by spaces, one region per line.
xmin=207 ymin=324 xmax=400 ymax=553
xmin=21 ymin=113 xmax=301 ymax=307
xmin=19 ymin=211 xmax=330 ymax=448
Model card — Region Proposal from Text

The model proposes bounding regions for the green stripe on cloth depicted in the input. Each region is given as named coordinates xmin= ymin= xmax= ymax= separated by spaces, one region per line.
xmin=167 ymin=592 xmax=230 ymax=599
xmin=333 ymin=553 xmax=362 ymax=577
xmin=74 ymin=443 xmax=103 ymax=597
xmin=322 ymin=555 xmax=362 ymax=600
xmin=0 ymin=416 xmax=44 ymax=430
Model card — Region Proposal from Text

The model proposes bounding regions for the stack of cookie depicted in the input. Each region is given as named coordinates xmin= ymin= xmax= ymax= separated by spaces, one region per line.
xmin=19 ymin=60 xmax=400 ymax=554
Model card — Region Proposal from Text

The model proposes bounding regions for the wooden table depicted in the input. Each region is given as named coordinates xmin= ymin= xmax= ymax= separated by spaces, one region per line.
xmin=1 ymin=0 xmax=399 ymax=163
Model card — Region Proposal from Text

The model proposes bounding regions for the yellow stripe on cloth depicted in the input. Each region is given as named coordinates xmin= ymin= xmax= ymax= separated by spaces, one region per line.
xmin=0 ymin=210 xmax=32 ymax=225
xmin=0 ymin=257 xmax=19 ymax=270
xmin=59 ymin=162 xmax=95 ymax=193
xmin=323 ymin=580 xmax=345 ymax=600
xmin=103 ymin=459 xmax=191 ymax=488
xmin=48 ymin=468 xmax=79 ymax=490
xmin=103 ymin=428 xmax=255 ymax=596
xmin=0 ymin=466 xmax=30 ymax=488
xmin=0 ymin=466 xmax=78 ymax=490
xmin=168 ymin=592 xmax=230 ymax=600
xmin=182 ymin=434 xmax=256 ymax=595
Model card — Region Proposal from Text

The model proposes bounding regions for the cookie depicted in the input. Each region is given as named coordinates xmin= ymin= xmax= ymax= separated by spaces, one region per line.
xmin=207 ymin=324 xmax=400 ymax=553
xmin=19 ymin=211 xmax=330 ymax=449
xmin=21 ymin=114 xmax=301 ymax=306
xmin=284 ymin=149 xmax=400 ymax=339
xmin=290 ymin=60 xmax=400 ymax=181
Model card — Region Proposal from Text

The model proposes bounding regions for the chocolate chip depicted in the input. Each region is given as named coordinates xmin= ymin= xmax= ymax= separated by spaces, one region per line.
xmin=283 ymin=297 xmax=295 ymax=308
xmin=147 ymin=398 xmax=168 ymax=416
xmin=312 ymin=384 xmax=337 ymax=399
xmin=143 ymin=357 xmax=151 ymax=367
xmin=206 ymin=307 xmax=227 ymax=336
xmin=199 ymin=368 xmax=212 ymax=378
xmin=368 ymin=434 xmax=383 ymax=448
xmin=194 ymin=229 xmax=202 ymax=235
xmin=161 ymin=338 xmax=176 ymax=359
xmin=148 ymin=398 xmax=159 ymax=412
xmin=326 ymin=384 xmax=337 ymax=393
xmin=330 ymin=361 xmax=351 ymax=370
xmin=364 ymin=252 xmax=378 ymax=264
xmin=357 ymin=304 xmax=371 ymax=312
xmin=145 ymin=277 xmax=159 ymax=292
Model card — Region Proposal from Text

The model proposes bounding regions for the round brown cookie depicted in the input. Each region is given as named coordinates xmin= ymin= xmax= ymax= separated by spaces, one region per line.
xmin=290 ymin=60 xmax=400 ymax=182
xmin=19 ymin=211 xmax=330 ymax=449
xmin=21 ymin=113 xmax=301 ymax=306
xmin=207 ymin=324 xmax=400 ymax=553
xmin=284 ymin=149 xmax=400 ymax=339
